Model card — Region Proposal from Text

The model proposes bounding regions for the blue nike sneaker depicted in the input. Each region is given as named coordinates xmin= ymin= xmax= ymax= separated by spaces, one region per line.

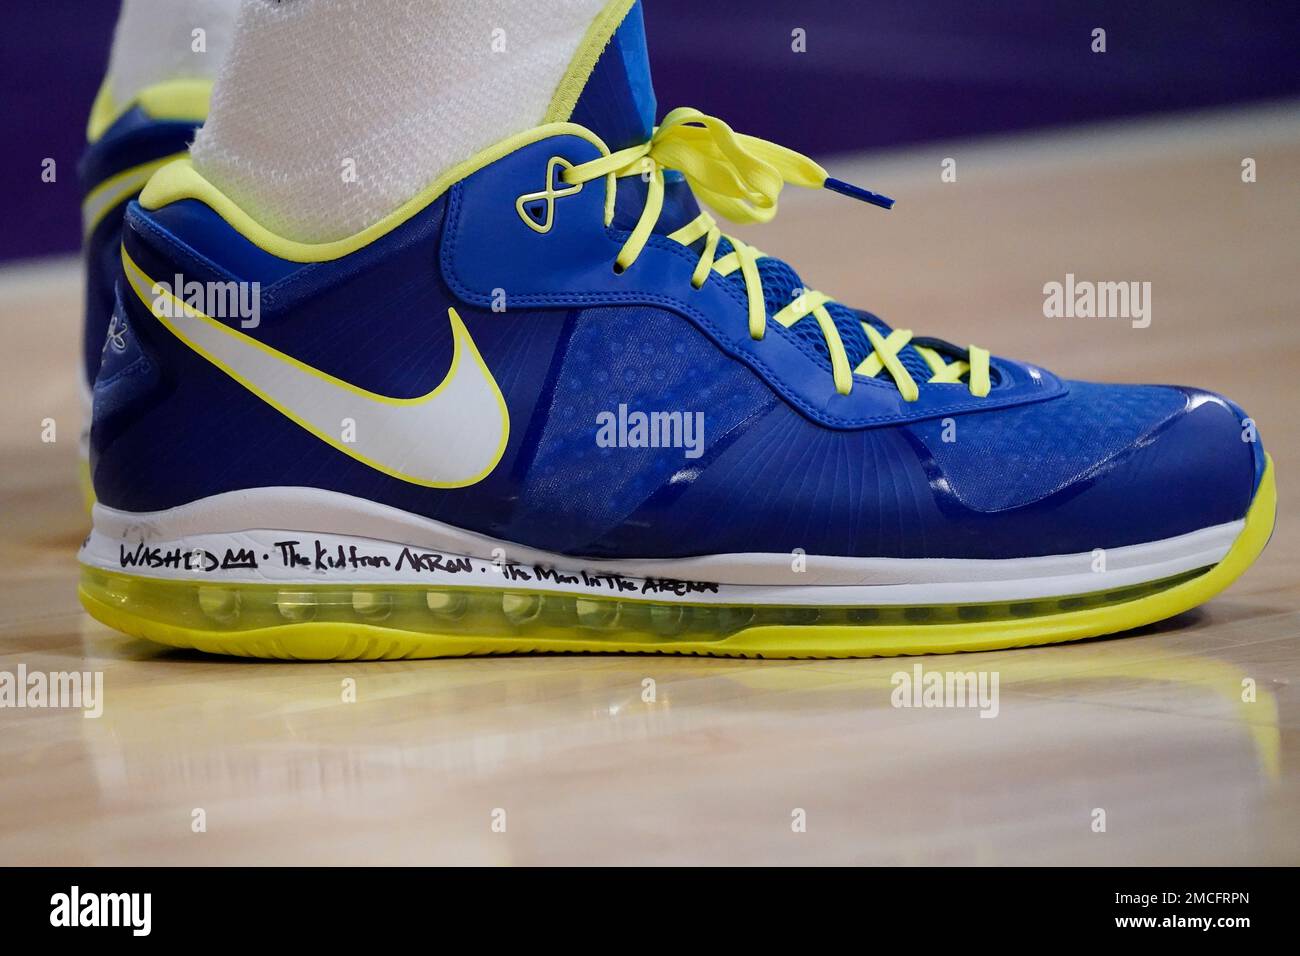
xmin=78 ymin=78 xmax=211 ymax=510
xmin=78 ymin=2 xmax=1273 ymax=659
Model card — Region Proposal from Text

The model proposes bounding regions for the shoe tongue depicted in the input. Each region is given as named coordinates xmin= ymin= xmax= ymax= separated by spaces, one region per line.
xmin=569 ymin=0 xmax=656 ymax=151
xmin=571 ymin=2 xmax=704 ymax=234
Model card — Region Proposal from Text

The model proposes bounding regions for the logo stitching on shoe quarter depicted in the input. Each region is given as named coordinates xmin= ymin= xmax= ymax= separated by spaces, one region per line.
xmin=514 ymin=156 xmax=582 ymax=234
xmin=120 ymin=250 xmax=509 ymax=488
xmin=104 ymin=314 xmax=129 ymax=353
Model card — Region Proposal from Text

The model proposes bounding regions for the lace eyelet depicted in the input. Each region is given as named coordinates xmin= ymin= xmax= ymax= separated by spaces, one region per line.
xmin=612 ymin=262 xmax=626 ymax=275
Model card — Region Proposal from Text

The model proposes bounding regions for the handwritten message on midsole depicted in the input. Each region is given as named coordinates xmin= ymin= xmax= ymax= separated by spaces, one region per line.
xmin=82 ymin=527 xmax=724 ymax=602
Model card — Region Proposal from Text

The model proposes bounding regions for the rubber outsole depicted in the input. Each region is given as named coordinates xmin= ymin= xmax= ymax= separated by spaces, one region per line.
xmin=78 ymin=455 xmax=1275 ymax=661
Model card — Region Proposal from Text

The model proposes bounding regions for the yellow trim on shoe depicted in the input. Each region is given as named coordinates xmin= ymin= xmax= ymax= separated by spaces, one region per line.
xmin=140 ymin=123 xmax=610 ymax=263
xmin=78 ymin=456 xmax=1276 ymax=661
xmin=78 ymin=456 xmax=96 ymax=514
xmin=87 ymin=77 xmax=213 ymax=143
xmin=82 ymin=153 xmax=188 ymax=238
xmin=543 ymin=0 xmax=638 ymax=124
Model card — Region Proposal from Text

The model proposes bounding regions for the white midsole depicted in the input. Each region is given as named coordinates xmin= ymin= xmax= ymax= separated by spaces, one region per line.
xmin=78 ymin=487 xmax=1242 ymax=607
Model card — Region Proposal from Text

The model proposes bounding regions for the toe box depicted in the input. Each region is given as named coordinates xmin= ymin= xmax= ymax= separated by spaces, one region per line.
xmin=912 ymin=381 xmax=1262 ymax=555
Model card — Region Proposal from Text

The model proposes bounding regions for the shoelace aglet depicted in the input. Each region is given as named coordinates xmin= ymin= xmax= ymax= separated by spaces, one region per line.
xmin=823 ymin=177 xmax=894 ymax=210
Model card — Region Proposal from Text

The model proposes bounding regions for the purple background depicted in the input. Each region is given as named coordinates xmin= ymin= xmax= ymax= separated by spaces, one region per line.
xmin=1 ymin=0 xmax=1297 ymax=263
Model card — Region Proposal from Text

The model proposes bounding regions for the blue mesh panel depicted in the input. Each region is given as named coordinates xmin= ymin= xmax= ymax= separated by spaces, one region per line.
xmin=724 ymin=249 xmax=931 ymax=381
xmin=755 ymin=255 xmax=802 ymax=317
xmin=907 ymin=382 xmax=1189 ymax=512
xmin=825 ymin=302 xmax=874 ymax=370
xmin=859 ymin=311 xmax=937 ymax=383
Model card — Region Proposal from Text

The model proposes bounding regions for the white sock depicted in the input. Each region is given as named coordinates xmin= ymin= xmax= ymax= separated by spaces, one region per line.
xmin=191 ymin=0 xmax=614 ymax=243
xmin=106 ymin=0 xmax=240 ymax=106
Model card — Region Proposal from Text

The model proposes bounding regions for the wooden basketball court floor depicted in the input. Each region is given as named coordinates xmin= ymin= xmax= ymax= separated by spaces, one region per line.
xmin=1 ymin=103 xmax=1296 ymax=866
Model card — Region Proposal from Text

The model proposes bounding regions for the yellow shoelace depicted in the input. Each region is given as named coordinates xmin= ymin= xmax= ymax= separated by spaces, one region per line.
xmin=563 ymin=107 xmax=990 ymax=401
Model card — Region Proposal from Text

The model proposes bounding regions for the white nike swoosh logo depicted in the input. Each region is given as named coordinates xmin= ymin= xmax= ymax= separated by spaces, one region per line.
xmin=121 ymin=249 xmax=509 ymax=488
